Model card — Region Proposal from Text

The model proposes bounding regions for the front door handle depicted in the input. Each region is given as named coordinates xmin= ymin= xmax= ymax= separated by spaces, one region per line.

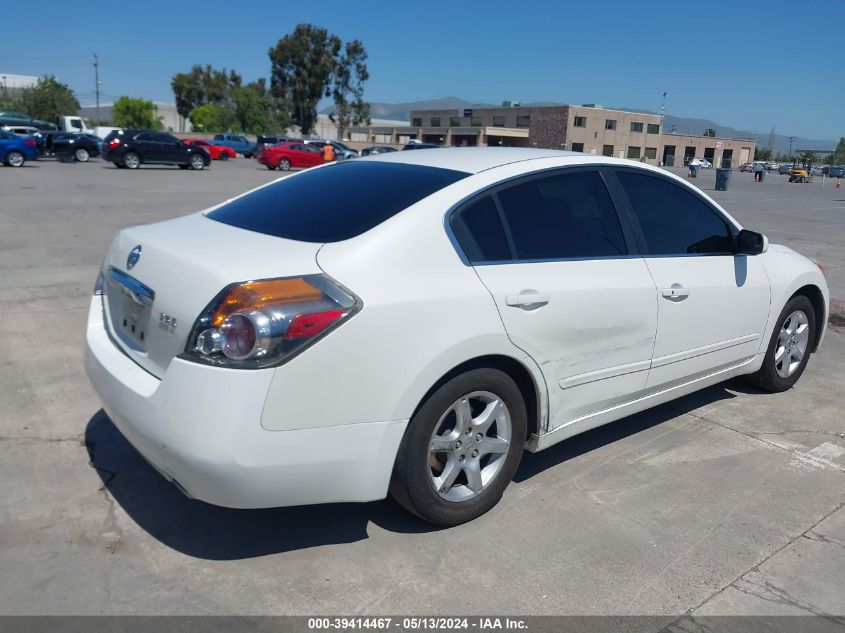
xmin=661 ymin=285 xmax=690 ymax=300
xmin=505 ymin=293 xmax=550 ymax=309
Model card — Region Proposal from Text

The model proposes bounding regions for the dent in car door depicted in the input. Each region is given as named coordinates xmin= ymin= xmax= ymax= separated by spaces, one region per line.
xmin=450 ymin=169 xmax=658 ymax=429
xmin=613 ymin=170 xmax=771 ymax=392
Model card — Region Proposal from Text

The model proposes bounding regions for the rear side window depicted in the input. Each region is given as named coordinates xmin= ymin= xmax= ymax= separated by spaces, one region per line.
xmin=616 ymin=171 xmax=734 ymax=255
xmin=496 ymin=170 xmax=627 ymax=260
xmin=208 ymin=161 xmax=469 ymax=242
xmin=450 ymin=196 xmax=511 ymax=263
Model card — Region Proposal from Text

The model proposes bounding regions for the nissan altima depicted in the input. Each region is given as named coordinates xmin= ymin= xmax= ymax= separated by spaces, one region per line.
xmin=85 ymin=148 xmax=828 ymax=525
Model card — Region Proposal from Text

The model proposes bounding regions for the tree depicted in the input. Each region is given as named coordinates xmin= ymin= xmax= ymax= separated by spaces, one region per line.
xmin=269 ymin=23 xmax=342 ymax=135
xmin=834 ymin=137 xmax=845 ymax=162
xmin=232 ymin=80 xmax=286 ymax=134
xmin=703 ymin=128 xmax=716 ymax=138
xmin=171 ymin=65 xmax=243 ymax=119
xmin=13 ymin=75 xmax=79 ymax=122
xmin=330 ymin=39 xmax=370 ymax=139
xmin=189 ymin=103 xmax=236 ymax=132
xmin=112 ymin=96 xmax=163 ymax=130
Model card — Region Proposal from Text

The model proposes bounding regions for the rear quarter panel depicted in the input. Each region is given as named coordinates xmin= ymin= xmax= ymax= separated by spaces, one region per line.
xmin=259 ymin=176 xmax=549 ymax=432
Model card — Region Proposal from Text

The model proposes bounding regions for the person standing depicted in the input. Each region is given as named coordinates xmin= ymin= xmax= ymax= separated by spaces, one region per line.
xmin=322 ymin=142 xmax=336 ymax=162
xmin=753 ymin=161 xmax=764 ymax=183
xmin=689 ymin=157 xmax=701 ymax=178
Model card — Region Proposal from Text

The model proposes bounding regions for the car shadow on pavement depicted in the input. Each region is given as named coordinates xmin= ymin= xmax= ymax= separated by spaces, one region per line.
xmin=515 ymin=378 xmax=754 ymax=481
xmin=85 ymin=378 xmax=763 ymax=559
xmin=84 ymin=410 xmax=437 ymax=561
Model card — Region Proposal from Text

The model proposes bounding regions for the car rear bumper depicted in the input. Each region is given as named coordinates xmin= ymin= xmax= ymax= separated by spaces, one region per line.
xmin=84 ymin=296 xmax=407 ymax=509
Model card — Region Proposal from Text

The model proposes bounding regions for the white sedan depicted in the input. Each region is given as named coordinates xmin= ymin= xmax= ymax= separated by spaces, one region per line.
xmin=86 ymin=148 xmax=828 ymax=525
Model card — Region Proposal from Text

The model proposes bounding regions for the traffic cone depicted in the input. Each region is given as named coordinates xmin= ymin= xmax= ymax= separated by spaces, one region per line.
xmin=837 ymin=179 xmax=842 ymax=190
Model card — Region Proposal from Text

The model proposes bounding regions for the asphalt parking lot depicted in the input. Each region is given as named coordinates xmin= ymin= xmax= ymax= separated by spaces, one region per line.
xmin=1 ymin=157 xmax=843 ymax=617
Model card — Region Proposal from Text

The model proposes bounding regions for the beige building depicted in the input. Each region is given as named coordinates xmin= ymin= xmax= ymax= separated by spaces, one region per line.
xmin=350 ymin=103 xmax=756 ymax=168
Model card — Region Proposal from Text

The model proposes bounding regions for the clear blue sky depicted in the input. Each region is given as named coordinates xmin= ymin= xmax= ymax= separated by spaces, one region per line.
xmin=3 ymin=0 xmax=842 ymax=140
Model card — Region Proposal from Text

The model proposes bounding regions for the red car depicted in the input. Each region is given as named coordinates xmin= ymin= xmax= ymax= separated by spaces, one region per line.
xmin=258 ymin=141 xmax=324 ymax=170
xmin=182 ymin=139 xmax=236 ymax=160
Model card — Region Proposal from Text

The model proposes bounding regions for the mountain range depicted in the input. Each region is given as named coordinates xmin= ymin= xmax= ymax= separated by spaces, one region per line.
xmin=322 ymin=97 xmax=836 ymax=155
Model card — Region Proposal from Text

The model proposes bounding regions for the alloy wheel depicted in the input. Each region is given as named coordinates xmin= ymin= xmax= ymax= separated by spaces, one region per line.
xmin=428 ymin=391 xmax=512 ymax=502
xmin=775 ymin=310 xmax=809 ymax=378
xmin=7 ymin=151 xmax=24 ymax=167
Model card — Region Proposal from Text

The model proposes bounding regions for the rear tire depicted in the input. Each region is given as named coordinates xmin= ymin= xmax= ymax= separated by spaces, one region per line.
xmin=278 ymin=158 xmax=291 ymax=171
xmin=122 ymin=152 xmax=140 ymax=169
xmin=5 ymin=151 xmax=25 ymax=167
xmin=74 ymin=147 xmax=90 ymax=162
xmin=390 ymin=368 xmax=526 ymax=526
xmin=746 ymin=295 xmax=816 ymax=392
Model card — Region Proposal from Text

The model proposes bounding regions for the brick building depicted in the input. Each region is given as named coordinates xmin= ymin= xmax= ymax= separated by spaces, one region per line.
xmin=350 ymin=103 xmax=755 ymax=168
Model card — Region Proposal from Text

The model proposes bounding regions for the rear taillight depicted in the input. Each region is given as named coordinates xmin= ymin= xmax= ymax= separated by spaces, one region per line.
xmin=181 ymin=274 xmax=360 ymax=369
xmin=108 ymin=138 xmax=120 ymax=148
xmin=25 ymin=139 xmax=36 ymax=147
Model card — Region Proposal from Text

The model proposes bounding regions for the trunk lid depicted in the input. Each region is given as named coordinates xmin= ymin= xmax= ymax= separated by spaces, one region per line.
xmin=102 ymin=213 xmax=322 ymax=378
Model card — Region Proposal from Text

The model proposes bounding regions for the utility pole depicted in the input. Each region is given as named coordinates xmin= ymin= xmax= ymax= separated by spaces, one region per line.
xmin=93 ymin=53 xmax=101 ymax=123
xmin=787 ymin=136 xmax=796 ymax=160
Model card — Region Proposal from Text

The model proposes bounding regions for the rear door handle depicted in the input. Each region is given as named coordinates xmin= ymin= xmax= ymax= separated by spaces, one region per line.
xmin=505 ymin=293 xmax=550 ymax=309
xmin=661 ymin=285 xmax=689 ymax=300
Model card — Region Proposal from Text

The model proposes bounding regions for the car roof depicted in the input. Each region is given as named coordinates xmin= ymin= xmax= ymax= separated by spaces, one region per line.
xmin=363 ymin=147 xmax=603 ymax=174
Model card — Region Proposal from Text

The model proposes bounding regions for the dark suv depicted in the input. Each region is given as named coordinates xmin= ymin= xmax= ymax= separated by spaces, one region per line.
xmin=103 ymin=130 xmax=211 ymax=170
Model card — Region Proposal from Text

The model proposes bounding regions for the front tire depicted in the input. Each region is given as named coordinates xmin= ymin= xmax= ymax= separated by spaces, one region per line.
xmin=747 ymin=295 xmax=816 ymax=392
xmin=390 ymin=368 xmax=527 ymax=526
xmin=189 ymin=154 xmax=205 ymax=170
xmin=278 ymin=158 xmax=291 ymax=171
xmin=74 ymin=147 xmax=90 ymax=162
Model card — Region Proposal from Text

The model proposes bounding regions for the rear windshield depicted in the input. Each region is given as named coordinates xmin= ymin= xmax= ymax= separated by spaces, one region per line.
xmin=208 ymin=161 xmax=470 ymax=242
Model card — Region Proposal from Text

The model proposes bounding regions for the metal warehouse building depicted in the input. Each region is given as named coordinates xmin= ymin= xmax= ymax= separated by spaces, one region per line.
xmin=350 ymin=103 xmax=756 ymax=168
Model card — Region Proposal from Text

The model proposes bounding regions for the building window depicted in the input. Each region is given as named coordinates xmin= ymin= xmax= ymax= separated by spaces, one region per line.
xmin=627 ymin=146 xmax=641 ymax=159
xmin=602 ymin=144 xmax=614 ymax=157
xmin=492 ymin=115 xmax=506 ymax=127
xmin=516 ymin=115 xmax=530 ymax=128
xmin=449 ymin=117 xmax=461 ymax=127
xmin=430 ymin=117 xmax=441 ymax=127
xmin=470 ymin=117 xmax=482 ymax=127
xmin=647 ymin=123 xmax=660 ymax=134
xmin=630 ymin=122 xmax=644 ymax=133
xmin=644 ymin=147 xmax=657 ymax=159
xmin=605 ymin=119 xmax=617 ymax=130
xmin=571 ymin=142 xmax=584 ymax=152
xmin=573 ymin=116 xmax=587 ymax=127
xmin=412 ymin=117 xmax=422 ymax=127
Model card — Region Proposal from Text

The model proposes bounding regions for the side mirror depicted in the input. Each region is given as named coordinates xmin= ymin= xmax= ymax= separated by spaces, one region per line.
xmin=736 ymin=229 xmax=768 ymax=255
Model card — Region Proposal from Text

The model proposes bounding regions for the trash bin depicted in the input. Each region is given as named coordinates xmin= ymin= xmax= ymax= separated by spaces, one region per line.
xmin=715 ymin=168 xmax=732 ymax=191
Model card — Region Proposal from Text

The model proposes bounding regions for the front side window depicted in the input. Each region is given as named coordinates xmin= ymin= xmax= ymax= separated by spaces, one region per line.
xmin=495 ymin=170 xmax=627 ymax=260
xmin=616 ymin=171 xmax=734 ymax=255
xmin=449 ymin=196 xmax=511 ymax=263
